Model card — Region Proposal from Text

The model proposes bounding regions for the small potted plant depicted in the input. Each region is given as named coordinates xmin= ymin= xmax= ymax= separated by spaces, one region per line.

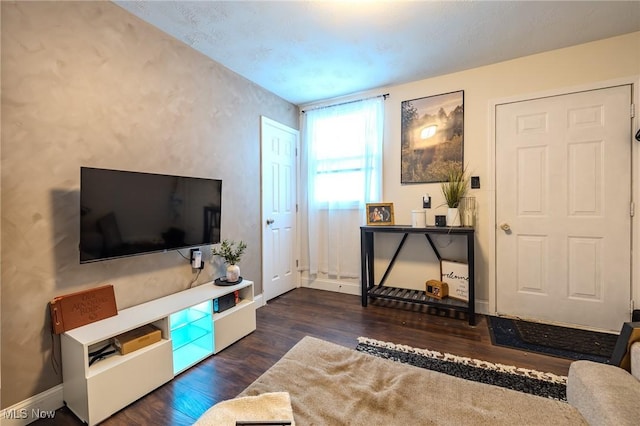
xmin=211 ymin=239 xmax=247 ymax=283
xmin=441 ymin=164 xmax=468 ymax=226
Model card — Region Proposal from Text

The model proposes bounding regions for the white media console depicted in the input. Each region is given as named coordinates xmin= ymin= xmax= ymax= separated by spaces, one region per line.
xmin=61 ymin=280 xmax=256 ymax=425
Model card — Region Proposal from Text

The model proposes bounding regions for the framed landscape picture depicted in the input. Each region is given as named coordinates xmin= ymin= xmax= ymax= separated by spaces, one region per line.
xmin=401 ymin=90 xmax=464 ymax=183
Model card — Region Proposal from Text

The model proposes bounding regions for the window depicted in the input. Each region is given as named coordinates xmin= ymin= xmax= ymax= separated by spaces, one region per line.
xmin=304 ymin=97 xmax=384 ymax=208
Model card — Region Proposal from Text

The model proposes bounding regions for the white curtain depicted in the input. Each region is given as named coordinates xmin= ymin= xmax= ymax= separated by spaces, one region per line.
xmin=300 ymin=97 xmax=384 ymax=279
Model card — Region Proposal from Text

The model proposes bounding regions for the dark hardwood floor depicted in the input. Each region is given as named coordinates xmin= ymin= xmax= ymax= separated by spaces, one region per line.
xmin=36 ymin=288 xmax=572 ymax=425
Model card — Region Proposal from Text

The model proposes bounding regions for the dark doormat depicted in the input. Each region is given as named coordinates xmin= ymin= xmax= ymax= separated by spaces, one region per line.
xmin=487 ymin=316 xmax=618 ymax=363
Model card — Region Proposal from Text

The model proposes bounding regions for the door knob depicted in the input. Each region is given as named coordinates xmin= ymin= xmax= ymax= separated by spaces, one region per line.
xmin=266 ymin=218 xmax=275 ymax=225
xmin=500 ymin=223 xmax=511 ymax=232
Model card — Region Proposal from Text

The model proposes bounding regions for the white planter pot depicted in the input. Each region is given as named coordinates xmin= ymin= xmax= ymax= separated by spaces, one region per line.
xmin=226 ymin=264 xmax=240 ymax=282
xmin=447 ymin=207 xmax=461 ymax=227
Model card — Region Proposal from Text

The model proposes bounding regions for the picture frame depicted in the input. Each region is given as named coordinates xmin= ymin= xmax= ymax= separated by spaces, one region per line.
xmin=366 ymin=203 xmax=395 ymax=226
xmin=401 ymin=90 xmax=464 ymax=184
xmin=610 ymin=321 xmax=640 ymax=371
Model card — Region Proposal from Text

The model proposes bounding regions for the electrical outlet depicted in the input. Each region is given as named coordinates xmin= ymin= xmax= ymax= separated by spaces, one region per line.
xmin=190 ymin=248 xmax=203 ymax=269
xmin=422 ymin=194 xmax=431 ymax=209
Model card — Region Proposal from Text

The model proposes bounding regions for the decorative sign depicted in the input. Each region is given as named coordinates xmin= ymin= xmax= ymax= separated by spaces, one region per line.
xmin=49 ymin=285 xmax=118 ymax=334
xmin=441 ymin=260 xmax=468 ymax=302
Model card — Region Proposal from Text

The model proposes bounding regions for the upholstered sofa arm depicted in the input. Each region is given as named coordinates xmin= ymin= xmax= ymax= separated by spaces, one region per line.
xmin=631 ymin=341 xmax=640 ymax=380
xmin=567 ymin=358 xmax=640 ymax=425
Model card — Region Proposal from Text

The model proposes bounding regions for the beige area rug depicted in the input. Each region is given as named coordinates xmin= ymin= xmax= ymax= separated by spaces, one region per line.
xmin=237 ymin=336 xmax=586 ymax=425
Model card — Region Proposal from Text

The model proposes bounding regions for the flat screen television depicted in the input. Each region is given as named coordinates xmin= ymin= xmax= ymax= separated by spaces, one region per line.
xmin=80 ymin=167 xmax=222 ymax=263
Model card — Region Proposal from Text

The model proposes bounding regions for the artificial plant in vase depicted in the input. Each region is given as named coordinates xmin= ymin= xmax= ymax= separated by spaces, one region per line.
xmin=211 ymin=239 xmax=247 ymax=283
xmin=441 ymin=165 xmax=468 ymax=226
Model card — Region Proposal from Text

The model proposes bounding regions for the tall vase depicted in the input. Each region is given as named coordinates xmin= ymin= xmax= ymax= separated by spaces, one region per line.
xmin=460 ymin=196 xmax=476 ymax=227
xmin=226 ymin=264 xmax=240 ymax=282
xmin=447 ymin=207 xmax=461 ymax=227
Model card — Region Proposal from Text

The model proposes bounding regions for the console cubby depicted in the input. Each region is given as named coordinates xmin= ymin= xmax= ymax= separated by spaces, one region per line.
xmin=170 ymin=300 xmax=214 ymax=374
xmin=61 ymin=280 xmax=255 ymax=425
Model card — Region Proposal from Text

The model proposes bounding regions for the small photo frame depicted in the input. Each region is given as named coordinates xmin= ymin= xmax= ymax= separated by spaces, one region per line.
xmin=366 ymin=203 xmax=395 ymax=225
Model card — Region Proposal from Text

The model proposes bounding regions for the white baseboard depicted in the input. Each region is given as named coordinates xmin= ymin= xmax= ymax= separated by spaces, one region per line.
xmin=475 ymin=299 xmax=489 ymax=316
xmin=254 ymin=292 xmax=265 ymax=308
xmin=1 ymin=384 xmax=63 ymax=425
xmin=300 ymin=277 xmax=361 ymax=295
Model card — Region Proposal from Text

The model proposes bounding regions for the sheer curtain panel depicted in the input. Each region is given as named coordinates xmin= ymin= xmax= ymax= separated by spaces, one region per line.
xmin=300 ymin=97 xmax=384 ymax=280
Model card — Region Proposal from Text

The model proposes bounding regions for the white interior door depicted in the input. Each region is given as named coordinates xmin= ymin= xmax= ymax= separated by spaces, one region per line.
xmin=261 ymin=116 xmax=299 ymax=301
xmin=495 ymin=85 xmax=632 ymax=332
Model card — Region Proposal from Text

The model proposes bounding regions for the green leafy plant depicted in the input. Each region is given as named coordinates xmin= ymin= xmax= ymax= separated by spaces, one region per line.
xmin=211 ymin=239 xmax=247 ymax=265
xmin=441 ymin=165 xmax=468 ymax=208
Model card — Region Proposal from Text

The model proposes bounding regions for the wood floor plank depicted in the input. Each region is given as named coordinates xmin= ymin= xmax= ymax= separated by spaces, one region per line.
xmin=33 ymin=287 xmax=573 ymax=425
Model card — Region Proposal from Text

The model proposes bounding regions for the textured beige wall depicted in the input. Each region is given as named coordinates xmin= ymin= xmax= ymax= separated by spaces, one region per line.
xmin=1 ymin=1 xmax=297 ymax=407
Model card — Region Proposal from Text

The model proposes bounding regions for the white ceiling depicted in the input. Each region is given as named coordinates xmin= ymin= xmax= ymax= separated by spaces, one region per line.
xmin=115 ymin=1 xmax=640 ymax=106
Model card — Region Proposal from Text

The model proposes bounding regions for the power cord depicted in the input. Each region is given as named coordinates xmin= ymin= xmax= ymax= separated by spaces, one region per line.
xmin=176 ymin=249 xmax=190 ymax=261
xmin=88 ymin=343 xmax=117 ymax=366
xmin=189 ymin=268 xmax=203 ymax=288
xmin=50 ymin=333 xmax=61 ymax=376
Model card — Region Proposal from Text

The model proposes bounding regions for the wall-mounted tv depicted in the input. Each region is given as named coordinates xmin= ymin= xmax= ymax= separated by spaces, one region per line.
xmin=80 ymin=167 xmax=222 ymax=263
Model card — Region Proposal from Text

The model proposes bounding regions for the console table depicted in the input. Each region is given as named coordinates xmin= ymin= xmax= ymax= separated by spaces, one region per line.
xmin=360 ymin=225 xmax=476 ymax=325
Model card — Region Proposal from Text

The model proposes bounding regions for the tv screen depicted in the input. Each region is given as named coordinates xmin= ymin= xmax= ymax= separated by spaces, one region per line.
xmin=80 ymin=167 xmax=222 ymax=263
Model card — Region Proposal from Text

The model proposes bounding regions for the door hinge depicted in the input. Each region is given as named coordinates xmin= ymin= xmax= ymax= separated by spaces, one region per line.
xmin=296 ymin=203 xmax=298 ymax=213
xmin=296 ymin=259 xmax=299 ymax=268
xmin=631 ymin=202 xmax=635 ymax=217
xmin=631 ymin=103 xmax=636 ymax=118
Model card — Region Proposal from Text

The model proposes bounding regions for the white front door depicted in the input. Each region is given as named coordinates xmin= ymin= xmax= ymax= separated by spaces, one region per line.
xmin=495 ymin=85 xmax=632 ymax=331
xmin=261 ymin=116 xmax=299 ymax=301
